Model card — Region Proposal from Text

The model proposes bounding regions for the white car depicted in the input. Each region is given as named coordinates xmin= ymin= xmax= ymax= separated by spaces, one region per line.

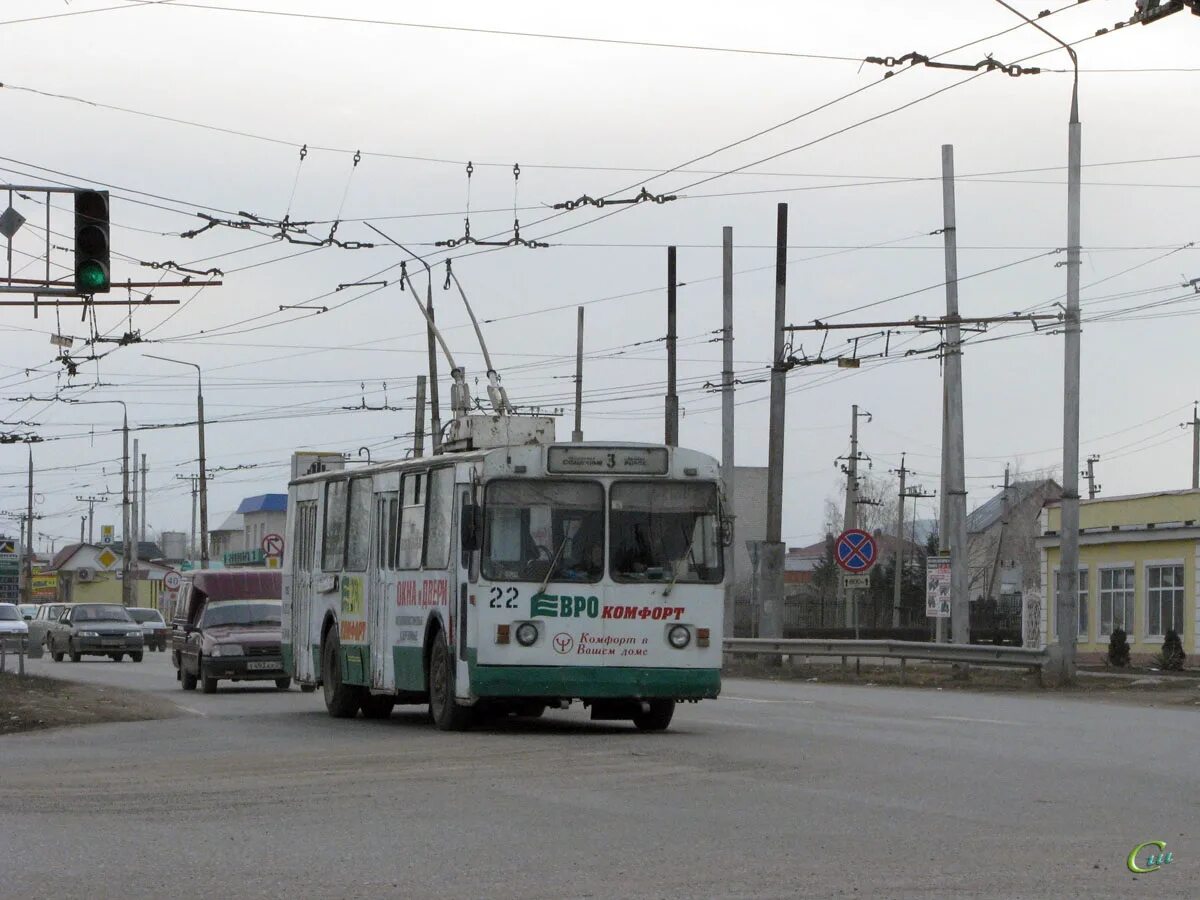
xmin=127 ymin=607 xmax=169 ymax=651
xmin=0 ymin=602 xmax=30 ymax=639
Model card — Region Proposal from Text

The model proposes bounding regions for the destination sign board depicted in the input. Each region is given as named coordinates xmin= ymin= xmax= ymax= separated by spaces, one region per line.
xmin=546 ymin=446 xmax=669 ymax=476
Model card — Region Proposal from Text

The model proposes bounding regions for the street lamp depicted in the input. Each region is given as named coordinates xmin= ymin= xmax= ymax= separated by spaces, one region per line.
xmin=993 ymin=1 xmax=1081 ymax=682
xmin=62 ymin=398 xmax=132 ymax=604
xmin=145 ymin=354 xmax=209 ymax=569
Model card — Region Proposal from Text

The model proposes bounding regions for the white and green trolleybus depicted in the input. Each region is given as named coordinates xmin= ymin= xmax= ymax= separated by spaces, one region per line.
xmin=283 ymin=427 xmax=726 ymax=732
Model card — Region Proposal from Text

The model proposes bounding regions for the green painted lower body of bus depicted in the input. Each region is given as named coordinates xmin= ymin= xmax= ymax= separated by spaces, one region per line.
xmin=467 ymin=651 xmax=720 ymax=700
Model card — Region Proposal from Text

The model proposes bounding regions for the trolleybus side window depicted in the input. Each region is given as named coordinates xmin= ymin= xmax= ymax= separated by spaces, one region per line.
xmin=397 ymin=472 xmax=426 ymax=569
xmin=424 ymin=468 xmax=454 ymax=569
xmin=610 ymin=482 xmax=723 ymax=584
xmin=345 ymin=477 xmax=373 ymax=571
xmin=482 ymin=480 xmax=604 ymax=583
xmin=296 ymin=500 xmax=317 ymax=571
xmin=375 ymin=491 xmax=399 ymax=570
xmin=322 ymin=479 xmax=348 ymax=571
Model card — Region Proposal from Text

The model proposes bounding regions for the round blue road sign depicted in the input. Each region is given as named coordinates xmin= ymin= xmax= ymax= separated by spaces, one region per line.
xmin=834 ymin=528 xmax=878 ymax=574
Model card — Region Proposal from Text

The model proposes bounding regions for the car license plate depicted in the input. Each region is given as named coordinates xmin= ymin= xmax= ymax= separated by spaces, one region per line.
xmin=246 ymin=660 xmax=276 ymax=671
xmin=102 ymin=640 xmax=121 ymax=648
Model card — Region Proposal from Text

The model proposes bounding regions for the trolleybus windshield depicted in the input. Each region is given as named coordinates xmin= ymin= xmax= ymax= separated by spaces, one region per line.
xmin=483 ymin=480 xmax=604 ymax=583
xmin=610 ymin=482 xmax=723 ymax=584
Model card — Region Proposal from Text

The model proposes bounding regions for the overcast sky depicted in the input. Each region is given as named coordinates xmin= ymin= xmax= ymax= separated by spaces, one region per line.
xmin=1 ymin=0 xmax=1199 ymax=553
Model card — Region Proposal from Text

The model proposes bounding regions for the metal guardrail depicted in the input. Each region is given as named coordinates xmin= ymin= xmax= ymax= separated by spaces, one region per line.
xmin=0 ymin=633 xmax=28 ymax=675
xmin=723 ymin=637 xmax=1048 ymax=682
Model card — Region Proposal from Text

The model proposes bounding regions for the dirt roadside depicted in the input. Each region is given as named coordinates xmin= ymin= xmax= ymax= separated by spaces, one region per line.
xmin=0 ymin=672 xmax=180 ymax=736
xmin=725 ymin=658 xmax=1200 ymax=708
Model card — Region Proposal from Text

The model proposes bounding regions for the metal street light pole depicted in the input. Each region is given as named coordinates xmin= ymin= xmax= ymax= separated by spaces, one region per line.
xmin=146 ymin=355 xmax=209 ymax=569
xmin=994 ymin=0 xmax=1080 ymax=682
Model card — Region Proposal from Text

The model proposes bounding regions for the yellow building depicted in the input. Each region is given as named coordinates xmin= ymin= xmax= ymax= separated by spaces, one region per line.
xmin=46 ymin=542 xmax=174 ymax=610
xmin=1038 ymin=490 xmax=1199 ymax=662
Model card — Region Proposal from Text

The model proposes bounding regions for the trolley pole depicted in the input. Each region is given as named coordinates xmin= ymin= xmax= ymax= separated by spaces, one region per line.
xmin=892 ymin=454 xmax=907 ymax=629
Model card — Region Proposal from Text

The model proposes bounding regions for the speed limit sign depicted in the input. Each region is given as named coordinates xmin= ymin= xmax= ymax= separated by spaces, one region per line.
xmin=164 ymin=571 xmax=182 ymax=591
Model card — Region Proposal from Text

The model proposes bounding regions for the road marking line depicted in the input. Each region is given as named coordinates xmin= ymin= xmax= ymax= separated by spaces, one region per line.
xmin=722 ymin=696 xmax=815 ymax=704
xmin=175 ymin=705 xmax=207 ymax=717
xmin=930 ymin=714 xmax=1023 ymax=726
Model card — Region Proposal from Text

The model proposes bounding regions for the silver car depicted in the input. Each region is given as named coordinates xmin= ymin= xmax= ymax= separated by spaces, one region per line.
xmin=46 ymin=603 xmax=144 ymax=663
xmin=27 ymin=603 xmax=68 ymax=651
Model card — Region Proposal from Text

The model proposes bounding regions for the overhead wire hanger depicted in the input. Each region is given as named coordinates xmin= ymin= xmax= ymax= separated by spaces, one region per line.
xmin=436 ymin=163 xmax=548 ymax=248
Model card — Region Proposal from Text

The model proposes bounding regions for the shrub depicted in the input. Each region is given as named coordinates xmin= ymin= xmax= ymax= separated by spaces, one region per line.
xmin=1158 ymin=629 xmax=1186 ymax=671
xmin=1107 ymin=628 xmax=1131 ymax=668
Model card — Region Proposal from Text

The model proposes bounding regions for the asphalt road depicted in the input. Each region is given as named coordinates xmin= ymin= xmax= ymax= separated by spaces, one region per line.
xmin=2 ymin=653 xmax=1197 ymax=899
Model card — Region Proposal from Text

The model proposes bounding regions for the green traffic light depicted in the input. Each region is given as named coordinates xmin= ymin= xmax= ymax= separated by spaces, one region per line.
xmin=77 ymin=261 xmax=108 ymax=291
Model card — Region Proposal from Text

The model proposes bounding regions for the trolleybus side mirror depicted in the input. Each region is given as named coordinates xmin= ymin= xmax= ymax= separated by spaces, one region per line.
xmin=720 ymin=516 xmax=735 ymax=547
xmin=461 ymin=503 xmax=482 ymax=552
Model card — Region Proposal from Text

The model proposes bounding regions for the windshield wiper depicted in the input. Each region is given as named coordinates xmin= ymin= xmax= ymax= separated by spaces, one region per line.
xmin=536 ymin=532 xmax=571 ymax=597
xmin=664 ymin=523 xmax=700 ymax=598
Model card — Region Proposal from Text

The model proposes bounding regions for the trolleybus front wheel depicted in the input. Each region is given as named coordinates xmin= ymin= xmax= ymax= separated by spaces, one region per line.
xmin=428 ymin=635 xmax=473 ymax=731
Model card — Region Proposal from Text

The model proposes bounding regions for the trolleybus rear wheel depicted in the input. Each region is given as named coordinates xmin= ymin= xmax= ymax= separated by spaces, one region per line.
xmin=632 ymin=699 xmax=675 ymax=732
xmin=322 ymin=629 xmax=363 ymax=718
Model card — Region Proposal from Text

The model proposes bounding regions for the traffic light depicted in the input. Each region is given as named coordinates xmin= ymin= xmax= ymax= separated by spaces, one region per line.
xmin=74 ymin=189 xmax=110 ymax=294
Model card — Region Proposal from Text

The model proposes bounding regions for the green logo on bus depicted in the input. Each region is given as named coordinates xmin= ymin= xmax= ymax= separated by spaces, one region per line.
xmin=531 ymin=593 xmax=600 ymax=618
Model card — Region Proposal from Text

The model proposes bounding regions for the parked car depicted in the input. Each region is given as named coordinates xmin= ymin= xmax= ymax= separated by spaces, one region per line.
xmin=0 ymin=603 xmax=30 ymax=642
xmin=17 ymin=603 xmax=37 ymax=621
xmin=127 ymin=607 xmax=169 ymax=651
xmin=172 ymin=571 xmax=288 ymax=693
xmin=46 ymin=603 xmax=144 ymax=662
xmin=27 ymin=603 xmax=67 ymax=651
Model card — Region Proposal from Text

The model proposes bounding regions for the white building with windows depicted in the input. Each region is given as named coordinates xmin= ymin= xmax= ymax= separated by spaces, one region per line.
xmin=1037 ymin=489 xmax=1200 ymax=663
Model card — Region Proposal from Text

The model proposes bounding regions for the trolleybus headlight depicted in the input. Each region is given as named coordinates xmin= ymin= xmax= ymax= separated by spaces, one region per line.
xmin=668 ymin=625 xmax=691 ymax=649
xmin=515 ymin=622 xmax=539 ymax=647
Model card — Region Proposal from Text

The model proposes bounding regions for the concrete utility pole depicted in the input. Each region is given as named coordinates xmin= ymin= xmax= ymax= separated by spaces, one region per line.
xmin=413 ymin=375 xmax=427 ymax=458
xmin=892 ymin=454 xmax=908 ymax=629
xmin=132 ymin=438 xmax=140 ymax=595
xmin=140 ymin=453 xmax=147 ymax=543
xmin=759 ymin=203 xmax=789 ymax=641
xmin=77 ymin=495 xmax=104 ymax=544
xmin=22 ymin=448 xmax=33 ymax=606
xmin=79 ymin=516 xmax=85 ymax=543
xmin=572 ymin=307 xmax=584 ymax=442
xmin=940 ymin=144 xmax=970 ymax=646
xmin=721 ymin=226 xmax=736 ymax=639
xmin=838 ymin=405 xmax=871 ymax=628
xmin=122 ymin=407 xmax=132 ymax=606
xmin=665 ymin=246 xmax=679 ymax=447
xmin=1083 ymin=454 xmax=1101 ymax=500
xmin=1188 ymin=402 xmax=1199 ymax=489
xmin=992 ymin=0 xmax=1081 ymax=677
